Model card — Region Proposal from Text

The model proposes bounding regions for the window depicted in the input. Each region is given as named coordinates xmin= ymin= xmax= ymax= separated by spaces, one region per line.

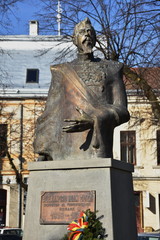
xmin=0 ymin=189 xmax=7 ymax=227
xmin=157 ymin=130 xmax=160 ymax=165
xmin=0 ymin=124 xmax=7 ymax=158
xmin=23 ymin=177 xmax=28 ymax=214
xmin=120 ymin=131 xmax=136 ymax=164
xmin=26 ymin=69 xmax=39 ymax=83
xmin=134 ymin=191 xmax=143 ymax=233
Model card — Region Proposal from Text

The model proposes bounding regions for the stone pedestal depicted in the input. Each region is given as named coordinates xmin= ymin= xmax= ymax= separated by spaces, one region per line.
xmin=23 ymin=158 xmax=137 ymax=240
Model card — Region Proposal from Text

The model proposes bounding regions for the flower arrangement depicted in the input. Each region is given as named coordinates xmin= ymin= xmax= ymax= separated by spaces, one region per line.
xmin=61 ymin=209 xmax=107 ymax=240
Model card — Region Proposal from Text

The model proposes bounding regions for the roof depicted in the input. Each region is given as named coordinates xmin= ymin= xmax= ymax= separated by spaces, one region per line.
xmin=0 ymin=35 xmax=72 ymax=42
xmin=124 ymin=67 xmax=160 ymax=93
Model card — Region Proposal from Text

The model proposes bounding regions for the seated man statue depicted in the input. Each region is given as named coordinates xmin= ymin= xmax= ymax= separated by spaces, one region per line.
xmin=34 ymin=18 xmax=130 ymax=161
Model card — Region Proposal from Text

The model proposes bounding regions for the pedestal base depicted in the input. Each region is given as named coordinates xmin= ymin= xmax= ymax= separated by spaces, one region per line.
xmin=23 ymin=158 xmax=137 ymax=240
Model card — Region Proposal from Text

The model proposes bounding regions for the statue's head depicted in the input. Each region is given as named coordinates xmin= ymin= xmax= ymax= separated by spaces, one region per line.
xmin=73 ymin=18 xmax=96 ymax=54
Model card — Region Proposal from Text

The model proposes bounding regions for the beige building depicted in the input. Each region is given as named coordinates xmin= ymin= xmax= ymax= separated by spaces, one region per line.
xmin=0 ymin=22 xmax=160 ymax=232
xmin=0 ymin=98 xmax=45 ymax=228
xmin=114 ymin=68 xmax=160 ymax=232
xmin=114 ymin=95 xmax=160 ymax=232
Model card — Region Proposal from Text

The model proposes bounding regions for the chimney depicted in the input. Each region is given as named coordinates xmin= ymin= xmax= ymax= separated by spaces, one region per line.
xmin=29 ymin=20 xmax=39 ymax=36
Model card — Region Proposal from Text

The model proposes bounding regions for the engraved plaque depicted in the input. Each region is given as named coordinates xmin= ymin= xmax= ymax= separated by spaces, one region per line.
xmin=40 ymin=191 xmax=96 ymax=224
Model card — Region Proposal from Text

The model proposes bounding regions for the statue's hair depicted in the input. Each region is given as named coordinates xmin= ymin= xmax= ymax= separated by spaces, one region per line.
xmin=73 ymin=17 xmax=96 ymax=46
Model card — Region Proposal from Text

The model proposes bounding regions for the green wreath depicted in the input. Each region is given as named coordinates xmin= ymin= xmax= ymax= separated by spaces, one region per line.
xmin=61 ymin=209 xmax=107 ymax=240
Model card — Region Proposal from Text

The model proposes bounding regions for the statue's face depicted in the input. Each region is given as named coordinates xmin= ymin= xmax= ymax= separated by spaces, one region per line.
xmin=74 ymin=24 xmax=96 ymax=54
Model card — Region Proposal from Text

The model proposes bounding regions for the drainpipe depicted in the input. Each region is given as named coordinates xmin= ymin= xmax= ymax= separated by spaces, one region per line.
xmin=18 ymin=104 xmax=23 ymax=228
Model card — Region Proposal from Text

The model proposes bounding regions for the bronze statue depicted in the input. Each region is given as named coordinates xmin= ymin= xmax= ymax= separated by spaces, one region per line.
xmin=34 ymin=18 xmax=130 ymax=161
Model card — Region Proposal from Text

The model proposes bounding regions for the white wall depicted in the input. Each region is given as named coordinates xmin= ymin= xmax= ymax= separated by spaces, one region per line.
xmin=0 ymin=36 xmax=76 ymax=89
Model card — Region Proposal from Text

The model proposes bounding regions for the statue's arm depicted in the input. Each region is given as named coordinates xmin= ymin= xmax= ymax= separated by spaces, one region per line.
xmin=36 ymin=68 xmax=63 ymax=124
xmin=109 ymin=63 xmax=130 ymax=125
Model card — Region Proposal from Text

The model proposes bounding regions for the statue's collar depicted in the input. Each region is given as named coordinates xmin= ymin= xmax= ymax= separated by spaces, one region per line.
xmin=77 ymin=52 xmax=94 ymax=61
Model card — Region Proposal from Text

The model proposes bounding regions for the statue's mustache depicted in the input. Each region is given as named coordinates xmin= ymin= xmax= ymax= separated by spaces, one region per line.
xmin=82 ymin=37 xmax=92 ymax=44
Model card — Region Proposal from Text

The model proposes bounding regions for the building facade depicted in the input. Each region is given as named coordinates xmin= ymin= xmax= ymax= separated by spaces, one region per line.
xmin=0 ymin=21 xmax=76 ymax=228
xmin=114 ymin=92 xmax=160 ymax=232
xmin=0 ymin=21 xmax=160 ymax=232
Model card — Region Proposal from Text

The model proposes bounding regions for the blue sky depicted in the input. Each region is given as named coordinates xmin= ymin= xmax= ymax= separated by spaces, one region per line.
xmin=1 ymin=0 xmax=42 ymax=35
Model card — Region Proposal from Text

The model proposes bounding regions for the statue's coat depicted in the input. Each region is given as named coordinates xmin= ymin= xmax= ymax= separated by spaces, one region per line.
xmin=34 ymin=58 xmax=130 ymax=160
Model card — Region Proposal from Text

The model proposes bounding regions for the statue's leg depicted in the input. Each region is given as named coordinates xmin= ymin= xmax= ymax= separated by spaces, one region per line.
xmin=92 ymin=116 xmax=114 ymax=158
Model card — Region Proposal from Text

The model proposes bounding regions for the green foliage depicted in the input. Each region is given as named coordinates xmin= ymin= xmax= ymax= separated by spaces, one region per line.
xmin=83 ymin=209 xmax=106 ymax=240
xmin=61 ymin=209 xmax=107 ymax=240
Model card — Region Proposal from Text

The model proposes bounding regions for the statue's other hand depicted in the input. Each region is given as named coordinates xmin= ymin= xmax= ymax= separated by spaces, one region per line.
xmin=63 ymin=107 xmax=93 ymax=133
xmin=63 ymin=119 xmax=93 ymax=133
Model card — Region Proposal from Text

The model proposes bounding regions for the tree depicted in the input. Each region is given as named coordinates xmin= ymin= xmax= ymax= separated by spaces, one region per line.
xmin=0 ymin=0 xmax=24 ymax=88
xmin=37 ymin=0 xmax=160 ymax=121
xmin=0 ymin=0 xmax=23 ymax=33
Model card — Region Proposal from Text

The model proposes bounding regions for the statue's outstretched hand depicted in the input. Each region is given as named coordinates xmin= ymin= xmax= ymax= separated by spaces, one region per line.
xmin=63 ymin=107 xmax=93 ymax=133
